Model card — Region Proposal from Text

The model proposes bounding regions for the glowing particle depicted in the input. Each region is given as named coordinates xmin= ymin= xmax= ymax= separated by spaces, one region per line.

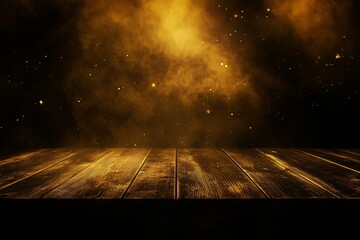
xmin=335 ymin=53 xmax=342 ymax=59
xmin=206 ymin=109 xmax=211 ymax=114
xmin=151 ymin=83 xmax=156 ymax=88
xmin=117 ymin=87 xmax=121 ymax=90
xmin=225 ymin=65 xmax=228 ymax=68
xmin=89 ymin=73 xmax=92 ymax=77
xmin=234 ymin=14 xmax=238 ymax=18
xmin=39 ymin=100 xmax=44 ymax=105
xmin=220 ymin=63 xmax=224 ymax=66
xmin=267 ymin=8 xmax=271 ymax=12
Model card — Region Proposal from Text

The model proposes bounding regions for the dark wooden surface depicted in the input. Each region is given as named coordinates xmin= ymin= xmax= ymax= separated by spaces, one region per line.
xmin=43 ymin=149 xmax=151 ymax=198
xmin=259 ymin=149 xmax=360 ymax=198
xmin=124 ymin=148 xmax=176 ymax=199
xmin=177 ymin=149 xmax=265 ymax=198
xmin=223 ymin=149 xmax=335 ymax=198
xmin=1 ymin=148 xmax=359 ymax=239
xmin=0 ymin=148 xmax=359 ymax=199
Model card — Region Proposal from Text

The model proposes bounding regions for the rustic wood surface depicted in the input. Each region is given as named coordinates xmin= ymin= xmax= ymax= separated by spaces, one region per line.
xmin=0 ymin=148 xmax=359 ymax=199
xmin=43 ymin=149 xmax=151 ymax=198
xmin=259 ymin=149 xmax=360 ymax=198
xmin=303 ymin=149 xmax=360 ymax=168
xmin=223 ymin=149 xmax=335 ymax=198
xmin=0 ymin=149 xmax=78 ymax=191
xmin=177 ymin=149 xmax=266 ymax=198
xmin=123 ymin=148 xmax=176 ymax=199
xmin=0 ymin=149 xmax=112 ymax=198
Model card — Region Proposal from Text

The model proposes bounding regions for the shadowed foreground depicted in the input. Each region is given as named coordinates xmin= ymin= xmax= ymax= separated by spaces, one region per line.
xmin=1 ymin=148 xmax=359 ymax=238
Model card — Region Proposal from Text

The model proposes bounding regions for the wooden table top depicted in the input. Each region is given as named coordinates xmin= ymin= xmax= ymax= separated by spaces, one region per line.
xmin=0 ymin=148 xmax=359 ymax=199
xmin=1 ymin=148 xmax=359 ymax=238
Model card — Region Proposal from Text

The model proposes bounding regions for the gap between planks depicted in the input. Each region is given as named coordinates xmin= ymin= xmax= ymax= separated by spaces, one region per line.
xmin=298 ymin=150 xmax=360 ymax=174
xmin=120 ymin=149 xmax=152 ymax=198
xmin=175 ymin=148 xmax=178 ymax=200
xmin=38 ymin=150 xmax=115 ymax=198
xmin=255 ymin=149 xmax=341 ymax=199
xmin=220 ymin=148 xmax=270 ymax=198
xmin=0 ymin=151 xmax=79 ymax=191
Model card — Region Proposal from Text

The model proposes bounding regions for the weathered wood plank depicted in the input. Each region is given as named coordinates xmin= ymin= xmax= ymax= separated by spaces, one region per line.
xmin=258 ymin=149 xmax=360 ymax=198
xmin=0 ymin=149 xmax=48 ymax=166
xmin=0 ymin=149 xmax=112 ymax=198
xmin=0 ymin=148 xmax=35 ymax=162
xmin=223 ymin=149 xmax=334 ymax=198
xmin=302 ymin=149 xmax=360 ymax=171
xmin=43 ymin=148 xmax=151 ymax=199
xmin=177 ymin=149 xmax=265 ymax=199
xmin=0 ymin=149 xmax=79 ymax=190
xmin=124 ymin=149 xmax=176 ymax=199
xmin=338 ymin=149 xmax=360 ymax=158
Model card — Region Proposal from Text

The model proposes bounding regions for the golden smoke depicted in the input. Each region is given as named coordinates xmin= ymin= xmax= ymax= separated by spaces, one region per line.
xmin=65 ymin=0 xmax=257 ymax=146
xmin=73 ymin=0 xmax=253 ymax=101
xmin=267 ymin=0 xmax=351 ymax=55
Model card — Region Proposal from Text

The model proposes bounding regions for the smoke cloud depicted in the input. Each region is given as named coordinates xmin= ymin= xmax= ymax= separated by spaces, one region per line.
xmin=2 ymin=0 xmax=357 ymax=147
xmin=267 ymin=0 xmax=351 ymax=55
xmin=66 ymin=0 xmax=258 ymax=146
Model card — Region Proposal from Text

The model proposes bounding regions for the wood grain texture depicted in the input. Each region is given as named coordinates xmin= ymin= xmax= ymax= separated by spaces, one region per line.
xmin=337 ymin=149 xmax=360 ymax=159
xmin=0 ymin=149 xmax=79 ymax=190
xmin=0 ymin=149 xmax=112 ymax=198
xmin=124 ymin=149 xmax=176 ymax=199
xmin=0 ymin=148 xmax=35 ymax=162
xmin=342 ymin=149 xmax=360 ymax=154
xmin=177 ymin=149 xmax=265 ymax=199
xmin=223 ymin=149 xmax=334 ymax=198
xmin=258 ymin=149 xmax=360 ymax=198
xmin=0 ymin=149 xmax=48 ymax=166
xmin=43 ymin=148 xmax=151 ymax=199
xmin=0 ymin=148 xmax=358 ymax=200
xmin=300 ymin=149 xmax=360 ymax=172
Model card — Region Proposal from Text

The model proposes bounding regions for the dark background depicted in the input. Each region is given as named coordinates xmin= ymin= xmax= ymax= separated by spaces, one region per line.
xmin=1 ymin=0 xmax=360 ymax=148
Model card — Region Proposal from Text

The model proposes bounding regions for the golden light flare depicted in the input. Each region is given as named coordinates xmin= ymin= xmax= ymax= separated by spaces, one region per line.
xmin=39 ymin=100 xmax=44 ymax=105
xmin=335 ymin=53 xmax=342 ymax=59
